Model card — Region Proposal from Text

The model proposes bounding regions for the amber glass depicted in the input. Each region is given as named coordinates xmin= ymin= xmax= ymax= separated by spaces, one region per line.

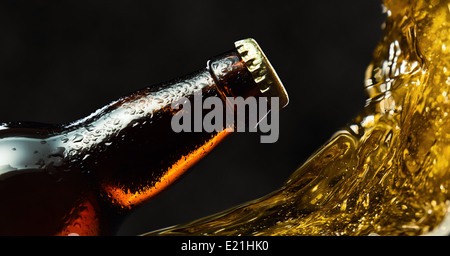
xmin=0 ymin=40 xmax=286 ymax=235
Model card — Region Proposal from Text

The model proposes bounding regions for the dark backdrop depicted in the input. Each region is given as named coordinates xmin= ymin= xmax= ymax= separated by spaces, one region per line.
xmin=0 ymin=1 xmax=384 ymax=235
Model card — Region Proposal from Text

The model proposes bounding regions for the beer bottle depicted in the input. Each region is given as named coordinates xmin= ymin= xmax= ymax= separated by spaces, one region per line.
xmin=0 ymin=38 xmax=288 ymax=236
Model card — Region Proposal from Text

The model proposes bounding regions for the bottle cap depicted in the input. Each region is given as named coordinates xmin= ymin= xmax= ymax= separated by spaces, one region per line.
xmin=234 ymin=38 xmax=289 ymax=108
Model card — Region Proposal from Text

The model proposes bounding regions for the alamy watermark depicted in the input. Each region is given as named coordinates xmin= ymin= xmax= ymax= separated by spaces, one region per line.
xmin=170 ymin=91 xmax=280 ymax=143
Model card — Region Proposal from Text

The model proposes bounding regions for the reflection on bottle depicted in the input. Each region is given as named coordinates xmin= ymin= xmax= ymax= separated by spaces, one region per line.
xmin=147 ymin=0 xmax=450 ymax=236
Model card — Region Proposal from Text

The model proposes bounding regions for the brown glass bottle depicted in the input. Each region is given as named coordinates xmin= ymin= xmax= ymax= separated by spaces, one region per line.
xmin=0 ymin=38 xmax=288 ymax=235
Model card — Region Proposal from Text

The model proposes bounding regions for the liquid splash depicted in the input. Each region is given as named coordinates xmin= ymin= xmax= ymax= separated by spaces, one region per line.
xmin=146 ymin=0 xmax=450 ymax=236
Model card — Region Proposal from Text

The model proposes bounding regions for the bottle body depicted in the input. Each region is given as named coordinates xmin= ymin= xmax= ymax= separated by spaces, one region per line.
xmin=0 ymin=39 xmax=288 ymax=235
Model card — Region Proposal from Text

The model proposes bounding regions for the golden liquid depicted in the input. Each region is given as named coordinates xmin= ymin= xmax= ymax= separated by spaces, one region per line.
xmin=146 ymin=0 xmax=450 ymax=236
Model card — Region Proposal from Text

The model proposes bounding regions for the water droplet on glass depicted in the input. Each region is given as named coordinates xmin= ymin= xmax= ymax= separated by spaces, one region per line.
xmin=154 ymin=97 xmax=164 ymax=104
xmin=93 ymin=129 xmax=103 ymax=137
xmin=50 ymin=147 xmax=65 ymax=157
xmin=72 ymin=134 xmax=84 ymax=143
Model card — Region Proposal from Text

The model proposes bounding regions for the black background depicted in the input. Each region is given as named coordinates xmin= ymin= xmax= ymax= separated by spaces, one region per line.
xmin=0 ymin=1 xmax=384 ymax=235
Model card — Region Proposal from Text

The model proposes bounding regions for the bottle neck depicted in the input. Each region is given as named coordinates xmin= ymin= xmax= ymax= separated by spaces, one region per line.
xmin=208 ymin=50 xmax=260 ymax=99
xmin=61 ymin=68 xmax=218 ymax=153
xmin=60 ymin=49 xmax=255 ymax=155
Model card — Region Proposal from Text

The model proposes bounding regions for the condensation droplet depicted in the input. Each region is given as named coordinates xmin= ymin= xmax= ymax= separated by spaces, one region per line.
xmin=154 ymin=97 xmax=164 ymax=104
xmin=72 ymin=134 xmax=84 ymax=143
xmin=93 ymin=129 xmax=103 ymax=137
